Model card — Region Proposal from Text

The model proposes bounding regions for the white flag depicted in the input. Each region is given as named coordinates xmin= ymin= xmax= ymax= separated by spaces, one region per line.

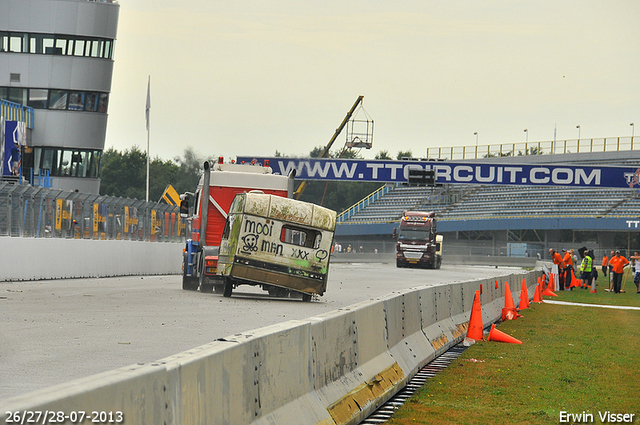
xmin=145 ymin=76 xmax=150 ymax=131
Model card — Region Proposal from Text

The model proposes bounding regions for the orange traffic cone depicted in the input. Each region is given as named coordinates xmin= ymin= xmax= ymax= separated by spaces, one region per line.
xmin=518 ymin=279 xmax=530 ymax=310
xmin=502 ymin=282 xmax=519 ymax=320
xmin=486 ymin=324 xmax=523 ymax=344
xmin=569 ymin=269 xmax=580 ymax=289
xmin=464 ymin=290 xmax=484 ymax=344
xmin=542 ymin=274 xmax=558 ymax=297
xmin=533 ymin=284 xmax=543 ymax=303
xmin=495 ymin=280 xmax=499 ymax=289
xmin=590 ymin=276 xmax=597 ymax=293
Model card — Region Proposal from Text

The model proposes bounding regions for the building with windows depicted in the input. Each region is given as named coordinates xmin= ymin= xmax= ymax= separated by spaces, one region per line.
xmin=0 ymin=0 xmax=119 ymax=193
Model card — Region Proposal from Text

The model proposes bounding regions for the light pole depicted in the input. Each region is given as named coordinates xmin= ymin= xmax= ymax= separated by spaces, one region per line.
xmin=524 ymin=129 xmax=528 ymax=143
xmin=576 ymin=125 xmax=580 ymax=142
xmin=632 ymin=123 xmax=635 ymax=148
xmin=473 ymin=132 xmax=478 ymax=158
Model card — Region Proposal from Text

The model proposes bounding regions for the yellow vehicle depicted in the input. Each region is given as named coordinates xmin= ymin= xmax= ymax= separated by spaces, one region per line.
xmin=217 ymin=191 xmax=336 ymax=302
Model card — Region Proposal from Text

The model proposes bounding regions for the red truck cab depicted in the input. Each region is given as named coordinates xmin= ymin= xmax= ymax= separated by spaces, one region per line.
xmin=181 ymin=159 xmax=294 ymax=292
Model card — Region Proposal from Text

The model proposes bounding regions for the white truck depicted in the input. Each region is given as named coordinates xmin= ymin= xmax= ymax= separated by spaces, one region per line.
xmin=217 ymin=191 xmax=336 ymax=301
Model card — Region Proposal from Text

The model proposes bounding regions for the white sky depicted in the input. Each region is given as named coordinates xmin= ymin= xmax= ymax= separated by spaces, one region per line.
xmin=105 ymin=0 xmax=640 ymax=162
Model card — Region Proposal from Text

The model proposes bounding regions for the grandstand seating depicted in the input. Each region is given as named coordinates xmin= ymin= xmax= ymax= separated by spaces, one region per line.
xmin=339 ymin=184 xmax=639 ymax=224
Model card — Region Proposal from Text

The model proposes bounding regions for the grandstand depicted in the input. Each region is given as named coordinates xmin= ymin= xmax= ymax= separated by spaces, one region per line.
xmin=335 ymin=150 xmax=640 ymax=257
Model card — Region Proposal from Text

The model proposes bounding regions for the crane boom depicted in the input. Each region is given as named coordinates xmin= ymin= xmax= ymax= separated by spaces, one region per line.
xmin=295 ymin=95 xmax=364 ymax=199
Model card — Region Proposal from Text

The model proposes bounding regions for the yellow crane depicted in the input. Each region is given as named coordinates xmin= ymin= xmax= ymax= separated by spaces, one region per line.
xmin=294 ymin=95 xmax=365 ymax=199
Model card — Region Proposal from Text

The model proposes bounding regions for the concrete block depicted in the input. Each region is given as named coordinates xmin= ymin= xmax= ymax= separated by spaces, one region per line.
xmin=0 ymin=363 xmax=172 ymax=425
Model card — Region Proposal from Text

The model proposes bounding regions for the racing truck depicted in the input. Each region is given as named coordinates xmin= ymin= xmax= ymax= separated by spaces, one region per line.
xmin=180 ymin=158 xmax=295 ymax=292
xmin=217 ymin=191 xmax=336 ymax=301
xmin=395 ymin=211 xmax=442 ymax=269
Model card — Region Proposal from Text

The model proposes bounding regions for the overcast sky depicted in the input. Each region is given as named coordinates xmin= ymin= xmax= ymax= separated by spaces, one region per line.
xmin=104 ymin=0 xmax=640 ymax=162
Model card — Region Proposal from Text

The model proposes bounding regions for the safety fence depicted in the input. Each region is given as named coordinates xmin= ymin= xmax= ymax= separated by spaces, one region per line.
xmin=426 ymin=136 xmax=636 ymax=160
xmin=0 ymin=182 xmax=184 ymax=242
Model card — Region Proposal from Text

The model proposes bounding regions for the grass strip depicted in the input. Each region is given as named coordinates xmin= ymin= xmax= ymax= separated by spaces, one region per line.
xmin=388 ymin=272 xmax=640 ymax=425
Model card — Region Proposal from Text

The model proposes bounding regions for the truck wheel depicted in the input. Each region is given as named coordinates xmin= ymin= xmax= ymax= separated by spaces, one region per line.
xmin=266 ymin=285 xmax=278 ymax=296
xmin=199 ymin=275 xmax=213 ymax=293
xmin=435 ymin=256 xmax=442 ymax=269
xmin=182 ymin=252 xmax=199 ymax=291
xmin=182 ymin=277 xmax=198 ymax=291
xmin=223 ymin=278 xmax=233 ymax=297
xmin=198 ymin=258 xmax=214 ymax=293
xmin=301 ymin=293 xmax=312 ymax=302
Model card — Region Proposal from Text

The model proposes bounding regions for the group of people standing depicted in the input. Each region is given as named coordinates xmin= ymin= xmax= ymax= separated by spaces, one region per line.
xmin=549 ymin=248 xmax=640 ymax=294
xmin=600 ymin=250 xmax=640 ymax=294
xmin=549 ymin=248 xmax=582 ymax=290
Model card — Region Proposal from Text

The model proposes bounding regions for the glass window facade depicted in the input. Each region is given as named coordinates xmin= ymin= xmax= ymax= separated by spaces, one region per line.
xmin=0 ymin=31 xmax=114 ymax=59
xmin=32 ymin=147 xmax=101 ymax=178
xmin=1 ymin=87 xmax=109 ymax=113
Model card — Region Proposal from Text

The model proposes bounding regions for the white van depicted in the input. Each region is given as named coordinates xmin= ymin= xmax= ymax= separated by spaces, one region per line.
xmin=217 ymin=191 xmax=336 ymax=301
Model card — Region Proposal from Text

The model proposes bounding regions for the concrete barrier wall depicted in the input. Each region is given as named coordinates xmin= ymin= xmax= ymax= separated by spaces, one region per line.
xmin=0 ymin=237 xmax=183 ymax=281
xmin=0 ymin=235 xmax=536 ymax=282
xmin=0 ymin=270 xmax=541 ymax=425
xmin=331 ymin=252 xmax=538 ymax=268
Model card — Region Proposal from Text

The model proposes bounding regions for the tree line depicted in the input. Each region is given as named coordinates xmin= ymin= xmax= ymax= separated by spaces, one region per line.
xmin=99 ymin=146 xmax=414 ymax=214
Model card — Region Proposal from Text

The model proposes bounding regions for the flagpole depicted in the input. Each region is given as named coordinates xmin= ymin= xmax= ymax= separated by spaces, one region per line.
xmin=145 ymin=75 xmax=150 ymax=202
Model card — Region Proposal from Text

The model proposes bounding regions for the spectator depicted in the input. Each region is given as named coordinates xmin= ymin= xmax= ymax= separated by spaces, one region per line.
xmin=631 ymin=251 xmax=640 ymax=294
xmin=602 ymin=252 xmax=609 ymax=277
xmin=10 ymin=142 xmax=20 ymax=175
xmin=549 ymin=249 xmax=566 ymax=290
xmin=579 ymin=249 xmax=593 ymax=289
xmin=609 ymin=250 xmax=629 ymax=294
xmin=562 ymin=249 xmax=573 ymax=290
xmin=608 ymin=250 xmax=615 ymax=291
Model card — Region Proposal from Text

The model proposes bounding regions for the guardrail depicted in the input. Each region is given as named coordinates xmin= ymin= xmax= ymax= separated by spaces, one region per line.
xmin=337 ymin=184 xmax=392 ymax=223
xmin=426 ymin=136 xmax=636 ymax=160
xmin=0 ymin=183 xmax=184 ymax=242
xmin=0 ymin=98 xmax=34 ymax=129
xmin=0 ymin=270 xmax=540 ymax=425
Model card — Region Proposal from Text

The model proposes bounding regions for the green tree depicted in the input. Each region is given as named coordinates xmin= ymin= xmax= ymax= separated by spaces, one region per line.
xmin=295 ymin=147 xmax=383 ymax=213
xmin=396 ymin=150 xmax=413 ymax=160
xmin=100 ymin=146 xmax=146 ymax=199
xmin=518 ymin=147 xmax=542 ymax=156
xmin=172 ymin=147 xmax=215 ymax=195
xmin=375 ymin=150 xmax=392 ymax=160
xmin=99 ymin=146 xmax=215 ymax=201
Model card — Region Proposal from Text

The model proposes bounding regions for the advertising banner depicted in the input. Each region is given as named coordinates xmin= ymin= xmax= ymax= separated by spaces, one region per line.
xmin=3 ymin=120 xmax=26 ymax=177
xmin=237 ymin=157 xmax=640 ymax=189
xmin=0 ymin=117 xmax=4 ymax=175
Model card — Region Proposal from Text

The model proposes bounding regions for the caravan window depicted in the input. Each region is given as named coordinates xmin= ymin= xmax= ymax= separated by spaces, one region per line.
xmin=280 ymin=225 xmax=322 ymax=249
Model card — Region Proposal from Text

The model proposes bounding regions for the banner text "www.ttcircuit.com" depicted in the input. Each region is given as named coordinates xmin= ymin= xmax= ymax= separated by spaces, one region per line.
xmin=236 ymin=157 xmax=640 ymax=189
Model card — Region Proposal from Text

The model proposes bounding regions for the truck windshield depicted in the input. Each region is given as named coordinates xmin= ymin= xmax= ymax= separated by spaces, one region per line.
xmin=398 ymin=228 xmax=431 ymax=241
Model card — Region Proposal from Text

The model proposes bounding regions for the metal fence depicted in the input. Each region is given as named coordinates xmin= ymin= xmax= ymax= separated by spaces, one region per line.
xmin=426 ymin=136 xmax=637 ymax=160
xmin=0 ymin=182 xmax=184 ymax=242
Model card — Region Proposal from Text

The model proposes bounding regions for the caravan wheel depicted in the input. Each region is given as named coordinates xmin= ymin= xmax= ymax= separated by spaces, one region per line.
xmin=223 ymin=277 xmax=233 ymax=298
